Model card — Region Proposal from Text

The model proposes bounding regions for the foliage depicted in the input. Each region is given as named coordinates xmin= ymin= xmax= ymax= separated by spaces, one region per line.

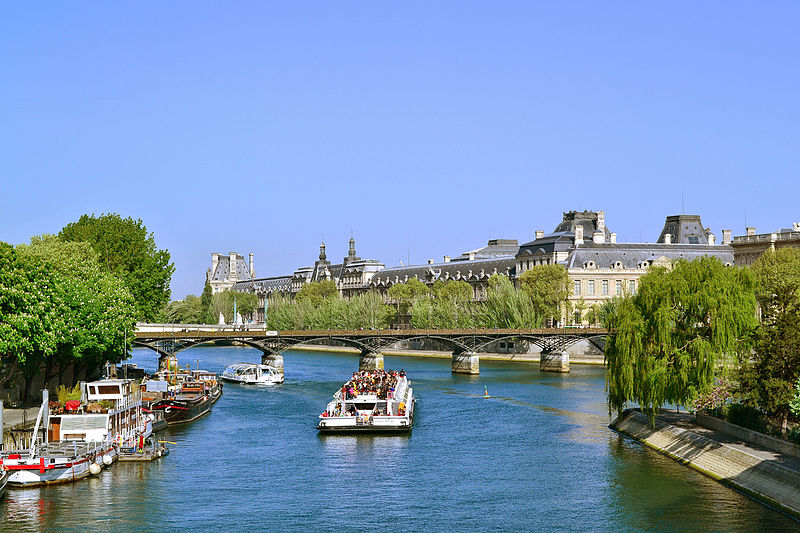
xmin=296 ymin=280 xmax=339 ymax=307
xmin=693 ymin=378 xmax=734 ymax=412
xmin=739 ymin=248 xmax=800 ymax=434
xmin=265 ymin=291 xmax=391 ymax=330
xmin=518 ymin=264 xmax=571 ymax=323
xmin=200 ymin=281 xmax=214 ymax=324
xmin=789 ymin=378 xmax=800 ymax=418
xmin=56 ymin=384 xmax=82 ymax=403
xmin=59 ymin=213 xmax=174 ymax=321
xmin=212 ymin=291 xmax=259 ymax=324
xmin=474 ymin=275 xmax=542 ymax=329
xmin=387 ymin=278 xmax=429 ymax=315
xmin=604 ymin=257 xmax=757 ymax=424
xmin=159 ymin=294 xmax=204 ymax=324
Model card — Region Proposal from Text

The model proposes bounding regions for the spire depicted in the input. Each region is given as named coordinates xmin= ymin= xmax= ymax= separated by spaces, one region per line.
xmin=348 ymin=235 xmax=356 ymax=260
xmin=319 ymin=241 xmax=326 ymax=261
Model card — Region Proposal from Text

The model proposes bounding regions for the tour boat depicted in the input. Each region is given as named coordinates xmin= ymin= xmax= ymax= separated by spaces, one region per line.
xmin=317 ymin=370 xmax=415 ymax=433
xmin=220 ymin=362 xmax=284 ymax=385
xmin=2 ymin=379 xmax=150 ymax=487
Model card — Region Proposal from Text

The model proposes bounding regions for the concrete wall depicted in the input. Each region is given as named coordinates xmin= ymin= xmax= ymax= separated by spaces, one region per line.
xmin=696 ymin=412 xmax=800 ymax=458
xmin=611 ymin=409 xmax=800 ymax=519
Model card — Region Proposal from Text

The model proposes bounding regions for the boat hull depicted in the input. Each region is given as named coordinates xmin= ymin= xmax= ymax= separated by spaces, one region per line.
xmin=4 ymin=445 xmax=116 ymax=487
xmin=152 ymin=395 xmax=212 ymax=425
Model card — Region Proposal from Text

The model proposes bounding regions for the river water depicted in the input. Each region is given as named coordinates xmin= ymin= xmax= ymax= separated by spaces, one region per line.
xmin=2 ymin=346 xmax=797 ymax=532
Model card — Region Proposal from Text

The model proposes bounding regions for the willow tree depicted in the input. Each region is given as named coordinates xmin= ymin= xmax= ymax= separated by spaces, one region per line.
xmin=605 ymin=256 xmax=757 ymax=424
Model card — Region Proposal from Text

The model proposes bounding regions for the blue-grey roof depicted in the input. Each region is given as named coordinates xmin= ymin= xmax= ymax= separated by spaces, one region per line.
xmin=567 ymin=242 xmax=733 ymax=269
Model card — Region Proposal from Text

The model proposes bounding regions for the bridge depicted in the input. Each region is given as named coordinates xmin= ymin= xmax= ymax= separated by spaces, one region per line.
xmin=134 ymin=324 xmax=608 ymax=375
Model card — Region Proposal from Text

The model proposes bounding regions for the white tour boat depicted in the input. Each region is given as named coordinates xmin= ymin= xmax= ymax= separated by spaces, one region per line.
xmin=2 ymin=379 xmax=151 ymax=487
xmin=220 ymin=362 xmax=284 ymax=385
xmin=317 ymin=370 xmax=415 ymax=433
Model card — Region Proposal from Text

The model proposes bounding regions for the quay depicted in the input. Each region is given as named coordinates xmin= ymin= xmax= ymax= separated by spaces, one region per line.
xmin=610 ymin=409 xmax=800 ymax=519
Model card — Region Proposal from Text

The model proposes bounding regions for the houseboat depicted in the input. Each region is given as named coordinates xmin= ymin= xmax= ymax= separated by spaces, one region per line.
xmin=220 ymin=363 xmax=283 ymax=385
xmin=149 ymin=380 xmax=215 ymax=425
xmin=2 ymin=379 xmax=151 ymax=487
xmin=317 ymin=370 xmax=415 ymax=433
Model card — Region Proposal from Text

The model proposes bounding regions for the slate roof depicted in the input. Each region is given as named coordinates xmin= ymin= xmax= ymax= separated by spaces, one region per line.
xmin=369 ymin=257 xmax=516 ymax=286
xmin=451 ymin=239 xmax=520 ymax=261
xmin=211 ymin=255 xmax=252 ymax=282
xmin=232 ymin=276 xmax=292 ymax=293
xmin=516 ymin=232 xmax=576 ymax=257
xmin=567 ymin=242 xmax=734 ymax=269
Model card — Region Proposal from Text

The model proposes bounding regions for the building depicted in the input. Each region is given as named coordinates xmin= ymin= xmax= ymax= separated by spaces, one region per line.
xmin=732 ymin=222 xmax=800 ymax=266
xmin=516 ymin=211 xmax=734 ymax=323
xmin=367 ymin=239 xmax=518 ymax=301
xmin=207 ymin=252 xmax=255 ymax=294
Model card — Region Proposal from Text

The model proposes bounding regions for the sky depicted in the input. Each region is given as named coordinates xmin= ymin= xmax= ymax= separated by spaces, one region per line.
xmin=2 ymin=3 xmax=799 ymax=299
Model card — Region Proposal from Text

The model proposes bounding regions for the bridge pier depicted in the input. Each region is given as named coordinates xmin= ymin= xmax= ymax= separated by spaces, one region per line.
xmin=359 ymin=352 xmax=384 ymax=372
xmin=540 ymin=351 xmax=569 ymax=373
xmin=261 ymin=352 xmax=285 ymax=376
xmin=452 ymin=352 xmax=479 ymax=375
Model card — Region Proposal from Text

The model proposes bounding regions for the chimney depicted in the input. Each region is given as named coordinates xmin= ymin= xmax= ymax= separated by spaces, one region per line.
xmin=722 ymin=229 xmax=732 ymax=245
xmin=443 ymin=255 xmax=451 ymax=263
xmin=249 ymin=253 xmax=255 ymax=278
xmin=664 ymin=234 xmax=672 ymax=244
xmin=592 ymin=230 xmax=605 ymax=244
xmin=535 ymin=230 xmax=544 ymax=239
xmin=428 ymin=259 xmax=434 ymax=265
xmin=746 ymin=227 xmax=756 ymax=237
xmin=793 ymin=222 xmax=800 ymax=232
xmin=574 ymin=225 xmax=584 ymax=245
xmin=610 ymin=233 xmax=617 ymax=244
xmin=229 ymin=252 xmax=238 ymax=281
xmin=597 ymin=211 xmax=606 ymax=232
xmin=708 ymin=233 xmax=716 ymax=245
xmin=469 ymin=252 xmax=476 ymax=261
xmin=212 ymin=253 xmax=220 ymax=276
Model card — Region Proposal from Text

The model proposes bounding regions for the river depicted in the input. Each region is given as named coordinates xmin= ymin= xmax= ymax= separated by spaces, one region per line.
xmin=1 ymin=346 xmax=797 ymax=532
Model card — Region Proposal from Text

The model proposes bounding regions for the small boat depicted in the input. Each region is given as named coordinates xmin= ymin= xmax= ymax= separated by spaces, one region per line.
xmin=317 ymin=369 xmax=415 ymax=433
xmin=220 ymin=363 xmax=284 ymax=385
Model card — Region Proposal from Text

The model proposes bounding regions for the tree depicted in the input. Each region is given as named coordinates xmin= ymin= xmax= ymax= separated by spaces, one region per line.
xmin=16 ymin=235 xmax=136 ymax=393
xmin=739 ymin=248 xmax=800 ymax=434
xmin=475 ymin=274 xmax=541 ymax=329
xmin=388 ymin=278 xmax=429 ymax=316
xmin=160 ymin=295 xmax=204 ymax=324
xmin=295 ymin=280 xmax=339 ymax=307
xmin=59 ymin=213 xmax=174 ymax=321
xmin=518 ymin=264 xmax=571 ymax=323
xmin=212 ymin=291 xmax=259 ymax=324
xmin=200 ymin=281 xmax=214 ymax=324
xmin=604 ymin=257 xmax=757 ymax=424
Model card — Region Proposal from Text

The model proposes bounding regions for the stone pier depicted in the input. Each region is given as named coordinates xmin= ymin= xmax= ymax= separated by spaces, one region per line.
xmin=452 ymin=352 xmax=479 ymax=375
xmin=540 ymin=351 xmax=569 ymax=373
xmin=261 ymin=352 xmax=285 ymax=376
xmin=359 ymin=351 xmax=384 ymax=371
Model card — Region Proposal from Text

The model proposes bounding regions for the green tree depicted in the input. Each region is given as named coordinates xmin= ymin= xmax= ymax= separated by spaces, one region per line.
xmin=475 ymin=275 xmax=541 ymax=329
xmin=160 ymin=295 xmax=204 ymax=324
xmin=605 ymin=257 xmax=757 ymax=424
xmin=518 ymin=264 xmax=571 ymax=323
xmin=59 ymin=213 xmax=174 ymax=321
xmin=739 ymin=248 xmax=800 ymax=434
xmin=388 ymin=278 xmax=429 ymax=316
xmin=17 ymin=235 xmax=136 ymax=392
xmin=295 ymin=280 xmax=339 ymax=307
xmin=200 ymin=281 xmax=214 ymax=324
xmin=212 ymin=291 xmax=259 ymax=324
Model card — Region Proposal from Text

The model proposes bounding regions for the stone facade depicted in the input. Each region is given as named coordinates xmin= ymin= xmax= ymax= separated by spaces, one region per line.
xmin=732 ymin=223 xmax=800 ymax=266
xmin=207 ymin=252 xmax=254 ymax=294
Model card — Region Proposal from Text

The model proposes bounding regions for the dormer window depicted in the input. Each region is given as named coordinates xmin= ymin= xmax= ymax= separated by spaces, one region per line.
xmin=584 ymin=261 xmax=596 ymax=268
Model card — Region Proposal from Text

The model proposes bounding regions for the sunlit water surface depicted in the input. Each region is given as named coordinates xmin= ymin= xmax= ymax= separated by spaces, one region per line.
xmin=2 ymin=346 xmax=797 ymax=532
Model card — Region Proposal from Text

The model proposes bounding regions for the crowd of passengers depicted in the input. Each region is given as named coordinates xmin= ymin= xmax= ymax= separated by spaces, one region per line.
xmin=341 ymin=369 xmax=406 ymax=400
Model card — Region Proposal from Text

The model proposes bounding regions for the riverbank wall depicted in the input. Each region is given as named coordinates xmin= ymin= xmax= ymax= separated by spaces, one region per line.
xmin=610 ymin=409 xmax=800 ymax=519
xmin=290 ymin=344 xmax=605 ymax=365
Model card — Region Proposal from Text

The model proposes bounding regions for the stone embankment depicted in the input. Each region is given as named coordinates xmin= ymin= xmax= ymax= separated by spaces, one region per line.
xmin=611 ymin=409 xmax=800 ymax=519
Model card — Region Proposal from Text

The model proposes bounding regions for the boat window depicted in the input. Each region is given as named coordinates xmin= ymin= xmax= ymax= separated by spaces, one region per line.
xmin=98 ymin=385 xmax=120 ymax=395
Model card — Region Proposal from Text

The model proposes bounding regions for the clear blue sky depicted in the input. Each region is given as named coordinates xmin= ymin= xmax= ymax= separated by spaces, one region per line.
xmin=2 ymin=3 xmax=798 ymax=299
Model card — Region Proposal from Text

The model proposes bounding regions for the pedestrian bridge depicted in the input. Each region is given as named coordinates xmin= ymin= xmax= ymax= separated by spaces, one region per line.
xmin=133 ymin=324 xmax=609 ymax=375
